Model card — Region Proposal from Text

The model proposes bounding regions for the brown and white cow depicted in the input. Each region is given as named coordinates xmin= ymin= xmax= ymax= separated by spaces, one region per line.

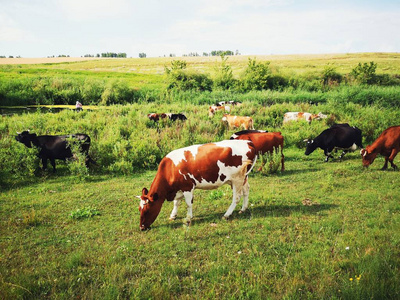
xmin=209 ymin=105 xmax=230 ymax=117
xmin=222 ymin=114 xmax=254 ymax=130
xmin=360 ymin=125 xmax=400 ymax=170
xmin=138 ymin=140 xmax=257 ymax=230
xmin=283 ymin=112 xmax=327 ymax=124
xmin=230 ymin=130 xmax=285 ymax=171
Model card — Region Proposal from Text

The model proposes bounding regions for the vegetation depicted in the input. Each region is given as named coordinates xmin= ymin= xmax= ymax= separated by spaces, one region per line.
xmin=0 ymin=53 xmax=400 ymax=298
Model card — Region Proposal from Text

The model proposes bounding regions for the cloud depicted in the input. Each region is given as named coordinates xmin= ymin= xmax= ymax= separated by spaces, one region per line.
xmin=57 ymin=0 xmax=131 ymax=21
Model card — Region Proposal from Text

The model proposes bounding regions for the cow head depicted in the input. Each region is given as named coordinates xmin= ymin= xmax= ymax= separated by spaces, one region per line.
xmin=138 ymin=187 xmax=163 ymax=230
xmin=304 ymin=139 xmax=317 ymax=155
xmin=15 ymin=131 xmax=37 ymax=148
xmin=360 ymin=148 xmax=377 ymax=167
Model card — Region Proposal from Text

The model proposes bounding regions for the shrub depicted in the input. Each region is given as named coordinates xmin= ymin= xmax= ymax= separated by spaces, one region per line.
xmin=259 ymin=147 xmax=282 ymax=175
xmin=349 ymin=62 xmax=377 ymax=84
xmin=213 ymin=55 xmax=237 ymax=90
xmin=322 ymin=65 xmax=343 ymax=88
xmin=237 ymin=58 xmax=271 ymax=92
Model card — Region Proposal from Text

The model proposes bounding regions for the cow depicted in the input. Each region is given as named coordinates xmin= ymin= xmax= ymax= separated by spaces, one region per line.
xmin=230 ymin=130 xmax=285 ymax=172
xmin=147 ymin=113 xmax=160 ymax=121
xmin=137 ymin=140 xmax=257 ymax=230
xmin=209 ymin=105 xmax=230 ymax=117
xmin=304 ymin=123 xmax=363 ymax=162
xmin=222 ymin=114 xmax=254 ymax=130
xmin=360 ymin=125 xmax=400 ymax=170
xmin=15 ymin=130 xmax=94 ymax=172
xmin=148 ymin=113 xmax=187 ymax=122
xmin=163 ymin=113 xmax=187 ymax=121
xmin=216 ymin=101 xmax=242 ymax=107
xmin=283 ymin=112 xmax=327 ymax=124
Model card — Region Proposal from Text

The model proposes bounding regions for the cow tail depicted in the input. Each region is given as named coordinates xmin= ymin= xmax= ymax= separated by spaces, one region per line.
xmin=245 ymin=156 xmax=257 ymax=177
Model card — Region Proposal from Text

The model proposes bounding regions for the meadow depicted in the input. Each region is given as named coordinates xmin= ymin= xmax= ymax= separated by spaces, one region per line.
xmin=1 ymin=53 xmax=400 ymax=299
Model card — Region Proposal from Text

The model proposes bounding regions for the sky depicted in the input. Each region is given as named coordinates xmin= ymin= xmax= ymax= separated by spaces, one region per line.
xmin=1 ymin=0 xmax=400 ymax=58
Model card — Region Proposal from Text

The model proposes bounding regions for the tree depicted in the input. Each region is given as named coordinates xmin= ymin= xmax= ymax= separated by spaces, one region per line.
xmin=139 ymin=53 xmax=147 ymax=58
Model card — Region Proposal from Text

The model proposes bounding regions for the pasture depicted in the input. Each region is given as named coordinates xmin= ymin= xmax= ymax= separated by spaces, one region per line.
xmin=1 ymin=148 xmax=399 ymax=299
xmin=1 ymin=53 xmax=400 ymax=298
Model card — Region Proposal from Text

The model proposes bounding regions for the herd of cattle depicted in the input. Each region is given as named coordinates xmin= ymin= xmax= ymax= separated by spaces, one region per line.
xmin=14 ymin=102 xmax=400 ymax=230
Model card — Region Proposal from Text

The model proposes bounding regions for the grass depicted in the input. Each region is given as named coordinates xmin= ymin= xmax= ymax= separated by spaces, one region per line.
xmin=1 ymin=148 xmax=399 ymax=299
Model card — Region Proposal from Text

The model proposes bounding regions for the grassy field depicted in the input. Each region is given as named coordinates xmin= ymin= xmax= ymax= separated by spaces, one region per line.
xmin=1 ymin=148 xmax=399 ymax=299
xmin=1 ymin=52 xmax=400 ymax=299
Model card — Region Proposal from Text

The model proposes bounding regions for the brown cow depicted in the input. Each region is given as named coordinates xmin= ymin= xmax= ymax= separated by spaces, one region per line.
xmin=230 ymin=130 xmax=285 ymax=171
xmin=222 ymin=114 xmax=254 ymax=130
xmin=137 ymin=140 xmax=257 ymax=230
xmin=360 ymin=125 xmax=400 ymax=170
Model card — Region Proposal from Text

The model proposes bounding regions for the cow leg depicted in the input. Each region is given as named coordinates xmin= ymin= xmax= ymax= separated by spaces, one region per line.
xmin=324 ymin=148 xmax=334 ymax=162
xmin=169 ymin=199 xmax=182 ymax=220
xmin=223 ymin=183 xmax=241 ymax=219
xmin=339 ymin=150 xmax=348 ymax=160
xmin=183 ymin=191 xmax=194 ymax=224
xmin=41 ymin=158 xmax=48 ymax=171
xmin=239 ymin=177 xmax=250 ymax=214
xmin=389 ymin=149 xmax=398 ymax=170
xmin=50 ymin=158 xmax=56 ymax=173
xmin=169 ymin=192 xmax=184 ymax=220
xmin=382 ymin=157 xmax=389 ymax=170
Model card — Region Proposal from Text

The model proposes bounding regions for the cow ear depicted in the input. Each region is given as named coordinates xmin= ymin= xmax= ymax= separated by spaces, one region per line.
xmin=142 ymin=188 xmax=148 ymax=196
xmin=153 ymin=193 xmax=159 ymax=201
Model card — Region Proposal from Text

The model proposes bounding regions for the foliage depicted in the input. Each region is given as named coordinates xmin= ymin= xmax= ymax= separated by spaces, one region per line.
xmin=213 ymin=55 xmax=237 ymax=90
xmin=165 ymin=60 xmax=213 ymax=91
xmin=259 ymin=147 xmax=282 ymax=175
xmin=322 ymin=65 xmax=343 ymax=88
xmin=69 ymin=206 xmax=100 ymax=219
xmin=350 ymin=61 xmax=377 ymax=84
xmin=237 ymin=58 xmax=272 ymax=92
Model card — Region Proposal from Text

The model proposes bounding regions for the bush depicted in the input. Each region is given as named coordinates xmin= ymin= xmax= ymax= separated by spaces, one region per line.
xmin=259 ymin=147 xmax=282 ymax=175
xmin=237 ymin=58 xmax=272 ymax=92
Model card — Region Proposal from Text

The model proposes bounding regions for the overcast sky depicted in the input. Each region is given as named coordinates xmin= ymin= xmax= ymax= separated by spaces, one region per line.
xmin=1 ymin=0 xmax=399 ymax=58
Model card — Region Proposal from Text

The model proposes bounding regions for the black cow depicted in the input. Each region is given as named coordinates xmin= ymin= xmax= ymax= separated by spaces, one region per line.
xmin=15 ymin=131 xmax=95 ymax=172
xmin=304 ymin=123 xmax=364 ymax=162
xmin=164 ymin=113 xmax=187 ymax=121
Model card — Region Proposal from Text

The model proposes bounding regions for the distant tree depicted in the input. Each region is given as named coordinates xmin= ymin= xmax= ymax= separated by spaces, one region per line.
xmin=139 ymin=53 xmax=147 ymax=58
xmin=210 ymin=50 xmax=234 ymax=56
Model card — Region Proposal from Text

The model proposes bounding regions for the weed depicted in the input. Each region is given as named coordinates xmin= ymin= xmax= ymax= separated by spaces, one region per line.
xmin=69 ymin=207 xmax=100 ymax=220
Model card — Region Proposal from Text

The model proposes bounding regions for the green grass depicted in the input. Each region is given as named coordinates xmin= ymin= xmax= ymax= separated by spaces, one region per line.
xmin=1 ymin=149 xmax=399 ymax=299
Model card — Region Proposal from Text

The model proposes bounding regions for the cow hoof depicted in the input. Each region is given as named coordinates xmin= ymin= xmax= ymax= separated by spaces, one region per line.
xmin=222 ymin=215 xmax=230 ymax=220
xmin=239 ymin=210 xmax=245 ymax=214
xmin=169 ymin=216 xmax=176 ymax=221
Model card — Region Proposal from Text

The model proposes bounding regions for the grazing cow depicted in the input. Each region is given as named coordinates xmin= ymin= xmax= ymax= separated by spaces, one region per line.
xmin=137 ymin=140 xmax=257 ymax=230
xmin=163 ymin=113 xmax=187 ymax=121
xmin=209 ymin=105 xmax=230 ymax=117
xmin=360 ymin=125 xmax=400 ymax=170
xmin=148 ymin=113 xmax=160 ymax=121
xmin=222 ymin=114 xmax=254 ymax=130
xmin=283 ymin=112 xmax=327 ymax=124
xmin=305 ymin=123 xmax=363 ymax=162
xmin=15 ymin=130 xmax=94 ymax=172
xmin=148 ymin=113 xmax=187 ymax=122
xmin=230 ymin=130 xmax=285 ymax=171
xmin=216 ymin=101 xmax=242 ymax=107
